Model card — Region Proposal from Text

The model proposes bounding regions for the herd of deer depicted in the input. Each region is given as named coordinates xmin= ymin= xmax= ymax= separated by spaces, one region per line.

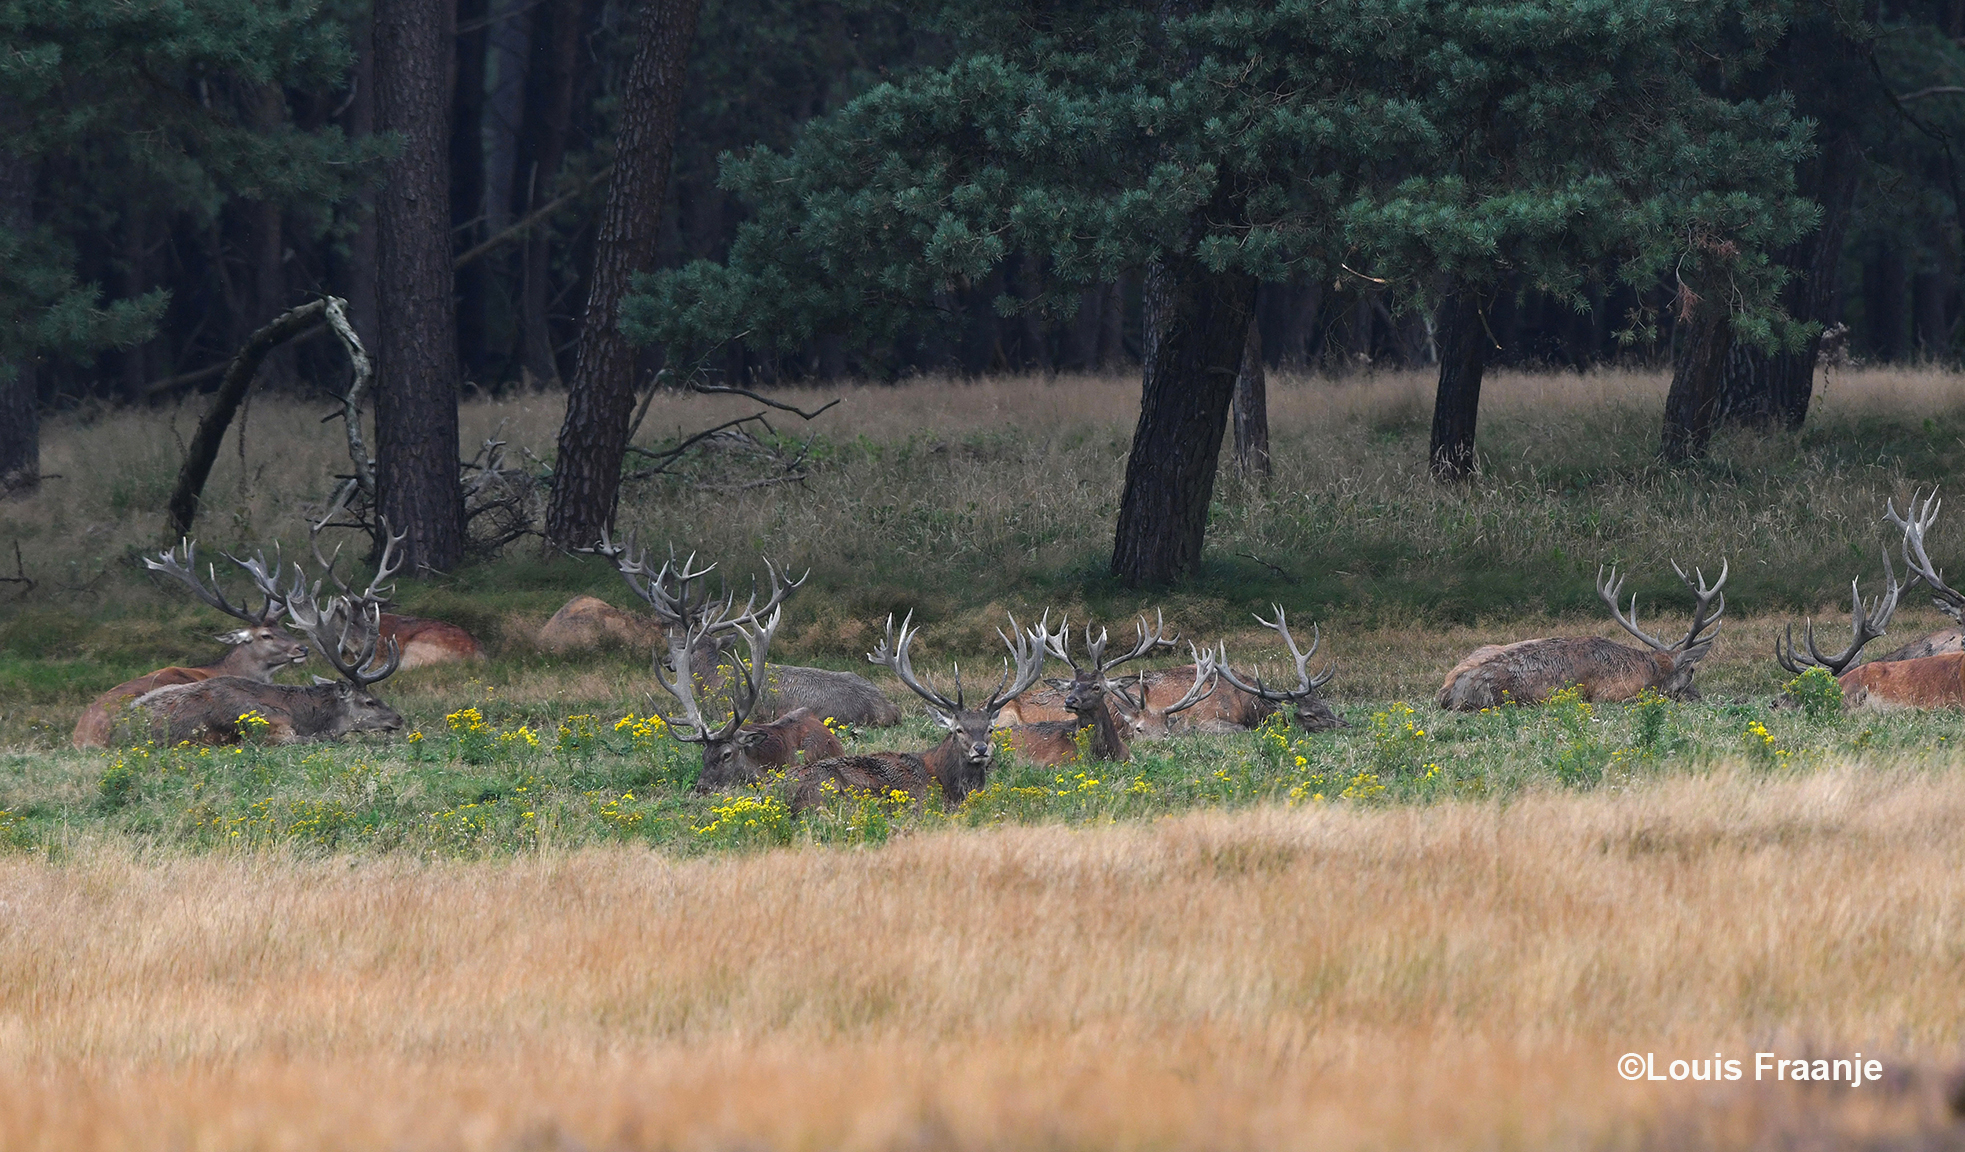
xmin=65 ymin=489 xmax=1965 ymax=810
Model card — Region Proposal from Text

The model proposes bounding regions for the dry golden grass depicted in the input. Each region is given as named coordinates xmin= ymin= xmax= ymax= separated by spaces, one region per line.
xmin=4 ymin=766 xmax=1964 ymax=1150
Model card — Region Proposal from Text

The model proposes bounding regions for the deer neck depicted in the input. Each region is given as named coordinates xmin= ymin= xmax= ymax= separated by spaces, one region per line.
xmin=1074 ymin=697 xmax=1128 ymax=763
xmin=921 ymin=734 xmax=973 ymax=805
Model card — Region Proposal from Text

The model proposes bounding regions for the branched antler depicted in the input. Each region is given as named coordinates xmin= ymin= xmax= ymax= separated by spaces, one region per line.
xmin=1775 ymin=552 xmax=1903 ymax=676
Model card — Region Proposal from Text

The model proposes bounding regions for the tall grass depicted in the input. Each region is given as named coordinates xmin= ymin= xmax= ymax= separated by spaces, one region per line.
xmin=2 ymin=767 xmax=1962 ymax=1150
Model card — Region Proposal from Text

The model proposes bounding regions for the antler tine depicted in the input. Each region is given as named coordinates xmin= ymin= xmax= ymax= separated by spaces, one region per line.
xmin=718 ymin=558 xmax=809 ymax=632
xmin=287 ymin=584 xmax=400 ymax=687
xmin=309 ymin=517 xmax=356 ymax=598
xmin=363 ymin=518 xmax=407 ymax=603
xmin=1597 ymin=564 xmax=1675 ymax=653
xmin=984 ymin=612 xmax=1048 ymax=712
xmin=1888 ymin=488 xmax=1965 ymax=621
xmin=1162 ymin=642 xmax=1220 ymax=716
xmin=1773 ymin=622 xmax=1811 ymax=675
xmin=651 ymin=606 xmax=741 ymax=745
xmin=1039 ymin=615 xmax=1082 ymax=673
xmin=144 ymin=539 xmax=269 ymax=625
xmin=868 ymin=612 xmax=964 ymax=718
xmin=1096 ymin=610 xmax=1175 ymax=678
xmin=1668 ymin=558 xmax=1728 ymax=651
xmin=1783 ymin=559 xmax=1901 ymax=677
xmin=1082 ymin=624 xmax=1109 ymax=674
xmin=224 ymin=544 xmax=297 ymax=624
xmin=1254 ymin=605 xmax=1336 ymax=695
xmin=719 ymin=603 xmax=781 ymax=736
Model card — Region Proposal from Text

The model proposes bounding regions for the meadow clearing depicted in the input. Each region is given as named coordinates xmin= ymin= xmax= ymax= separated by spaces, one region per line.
xmin=2 ymin=367 xmax=1964 ymax=1148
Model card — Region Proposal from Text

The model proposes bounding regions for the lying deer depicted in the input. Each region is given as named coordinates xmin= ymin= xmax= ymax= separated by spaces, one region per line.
xmin=1438 ymin=561 xmax=1728 ymax=710
xmin=601 ymin=532 xmax=902 ymax=727
xmin=791 ymin=613 xmax=1045 ymax=812
xmin=1002 ymin=615 xmax=1172 ymax=766
xmin=73 ymin=541 xmax=310 ymax=748
xmin=1783 ymin=492 xmax=1965 ymax=710
xmin=310 ymin=523 xmax=483 ymax=668
xmin=1209 ymin=606 xmax=1347 ymax=731
xmin=132 ymin=529 xmax=409 ymax=745
xmin=643 ymin=553 xmax=843 ymax=791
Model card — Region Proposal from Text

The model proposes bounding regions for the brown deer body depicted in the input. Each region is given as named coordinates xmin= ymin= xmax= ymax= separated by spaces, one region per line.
xmin=793 ymin=613 xmax=1045 ymax=813
xmin=133 ymin=676 xmax=405 ymax=745
xmin=74 ymin=543 xmax=310 ymax=748
xmin=1837 ymin=653 xmax=1965 ymax=710
xmin=537 ymin=595 xmax=664 ymax=652
xmin=73 ymin=625 xmax=309 ymax=748
xmin=1439 ymin=562 xmax=1727 ymax=711
xmin=379 ymin=613 xmax=484 ymax=668
xmin=698 ymin=706 xmax=845 ymax=791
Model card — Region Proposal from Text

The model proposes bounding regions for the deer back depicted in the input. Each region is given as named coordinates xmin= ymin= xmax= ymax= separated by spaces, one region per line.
xmin=1127 ymin=665 xmax=1275 ymax=737
xmin=1867 ymin=626 xmax=1965 ymax=664
xmin=133 ymin=678 xmax=404 ymax=746
xmin=378 ymin=613 xmax=484 ymax=669
xmin=1437 ymin=636 xmax=1678 ymax=711
xmin=791 ymin=751 xmax=932 ymax=812
xmin=71 ymin=626 xmax=308 ymax=748
xmin=1838 ymin=651 xmax=1965 ymax=711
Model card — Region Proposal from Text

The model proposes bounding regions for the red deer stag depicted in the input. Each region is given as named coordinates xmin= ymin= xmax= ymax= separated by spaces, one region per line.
xmin=601 ymin=531 xmax=902 ymax=726
xmin=1773 ymin=560 xmax=1923 ymax=709
xmin=1002 ymin=616 xmax=1169 ymax=765
xmin=640 ymin=553 xmax=844 ymax=791
xmin=1798 ymin=491 xmax=1965 ymax=710
xmin=1437 ymin=561 xmax=1728 ymax=710
xmin=791 ymin=613 xmax=1045 ymax=812
xmin=132 ymin=536 xmax=406 ymax=745
xmin=73 ymin=541 xmax=309 ymax=748
xmin=1211 ymin=606 xmax=1347 ymax=731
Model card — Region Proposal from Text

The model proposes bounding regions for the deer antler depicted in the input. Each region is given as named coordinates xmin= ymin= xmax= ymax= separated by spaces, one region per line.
xmin=653 ymin=601 xmax=778 ymax=745
xmin=1887 ymin=488 xmax=1963 ymax=622
xmin=1217 ymin=605 xmax=1335 ymax=702
xmin=1599 ymin=560 xmax=1727 ymax=654
xmin=286 ymin=584 xmax=401 ymax=688
xmin=598 ymin=530 xmax=806 ymax=633
xmin=145 ymin=539 xmax=298 ymax=626
xmin=869 ymin=611 xmax=1046 ymax=724
xmin=1775 ymin=553 xmax=1902 ymax=676
xmin=1160 ymin=642 xmax=1220 ymax=716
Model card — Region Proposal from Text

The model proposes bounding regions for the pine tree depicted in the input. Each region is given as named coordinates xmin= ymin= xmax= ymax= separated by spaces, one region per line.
xmin=624 ymin=0 xmax=1816 ymax=583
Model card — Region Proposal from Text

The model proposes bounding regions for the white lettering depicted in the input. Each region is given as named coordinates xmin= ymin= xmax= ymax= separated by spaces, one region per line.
xmin=1724 ymin=1058 xmax=1742 ymax=1081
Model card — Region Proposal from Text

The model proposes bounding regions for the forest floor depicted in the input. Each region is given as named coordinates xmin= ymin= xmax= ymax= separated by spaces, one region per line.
xmin=2 ymin=368 xmax=1964 ymax=1149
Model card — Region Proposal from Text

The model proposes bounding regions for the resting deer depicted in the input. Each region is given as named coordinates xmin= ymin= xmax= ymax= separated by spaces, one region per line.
xmin=73 ymin=541 xmax=310 ymax=748
xmin=1210 ymin=606 xmax=1347 ymax=731
xmin=1002 ymin=615 xmax=1170 ymax=766
xmin=601 ymin=532 xmax=902 ymax=727
xmin=1437 ymin=561 xmax=1728 ymax=710
xmin=1791 ymin=492 xmax=1965 ymax=710
xmin=791 ymin=613 xmax=1045 ymax=811
xmin=1773 ymin=558 xmax=1918 ymax=709
xmin=132 ymin=529 xmax=407 ymax=745
xmin=642 ymin=552 xmax=843 ymax=791
xmin=309 ymin=524 xmax=483 ymax=668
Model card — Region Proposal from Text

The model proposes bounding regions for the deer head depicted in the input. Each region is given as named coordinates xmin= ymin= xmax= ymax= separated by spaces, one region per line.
xmin=1215 ymin=605 xmax=1344 ymax=729
xmin=283 ymin=532 xmax=405 ymax=737
xmin=1597 ymin=560 xmax=1728 ymax=699
xmin=144 ymin=538 xmax=310 ymax=676
xmin=1047 ymin=611 xmax=1177 ymax=721
xmin=869 ymin=611 xmax=1047 ymax=797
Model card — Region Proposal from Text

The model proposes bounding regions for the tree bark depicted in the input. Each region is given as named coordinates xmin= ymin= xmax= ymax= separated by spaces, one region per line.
xmin=1429 ymin=287 xmax=1489 ymax=480
xmin=374 ymin=0 xmax=466 ymax=573
xmin=1660 ymin=305 xmax=1734 ymax=462
xmin=0 ymin=124 xmax=39 ymax=497
xmin=1109 ymin=255 xmax=1257 ymax=587
xmin=452 ymin=0 xmax=490 ymax=387
xmin=342 ymin=8 xmax=381 ymax=357
xmin=1231 ymin=316 xmax=1270 ymax=478
xmin=512 ymin=0 xmax=584 ymax=388
xmin=542 ymin=0 xmax=702 ymax=551
xmin=164 ymin=301 xmax=328 ymax=538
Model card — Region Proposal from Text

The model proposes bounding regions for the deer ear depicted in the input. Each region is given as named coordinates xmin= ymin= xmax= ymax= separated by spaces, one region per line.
xmin=735 ymin=729 xmax=766 ymax=749
xmin=311 ymin=675 xmax=336 ymax=686
xmin=1042 ymin=677 xmax=1067 ymax=690
xmin=215 ymin=629 xmax=255 ymax=646
xmin=931 ymin=709 xmax=962 ymax=734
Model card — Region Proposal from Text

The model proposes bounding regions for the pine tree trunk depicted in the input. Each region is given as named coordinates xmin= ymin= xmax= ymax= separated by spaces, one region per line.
xmin=1660 ymin=306 xmax=1734 ymax=462
xmin=1231 ymin=316 xmax=1270 ymax=478
xmin=0 ymin=130 xmax=39 ymax=497
xmin=1429 ymin=287 xmax=1488 ymax=480
xmin=512 ymin=0 xmax=583 ymax=388
xmin=342 ymin=9 xmax=381 ymax=357
xmin=452 ymin=0 xmax=490 ymax=387
xmin=373 ymin=0 xmax=465 ymax=572
xmin=1109 ymin=256 xmax=1257 ymax=587
xmin=542 ymin=0 xmax=702 ymax=551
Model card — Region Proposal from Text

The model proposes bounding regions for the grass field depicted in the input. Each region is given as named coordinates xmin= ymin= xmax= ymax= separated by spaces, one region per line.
xmin=4 ymin=368 xmax=1965 ymax=1148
